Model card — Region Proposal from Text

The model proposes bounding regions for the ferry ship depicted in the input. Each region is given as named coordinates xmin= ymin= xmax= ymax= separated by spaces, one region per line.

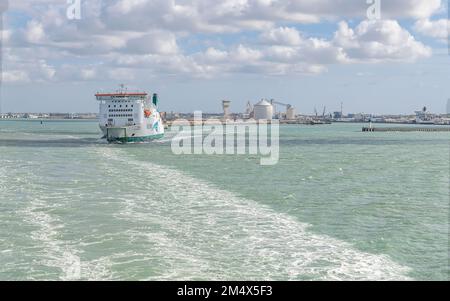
xmin=96 ymin=86 xmax=164 ymax=143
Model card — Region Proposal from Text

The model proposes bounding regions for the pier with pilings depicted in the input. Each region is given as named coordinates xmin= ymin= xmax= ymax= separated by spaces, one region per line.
xmin=362 ymin=126 xmax=450 ymax=132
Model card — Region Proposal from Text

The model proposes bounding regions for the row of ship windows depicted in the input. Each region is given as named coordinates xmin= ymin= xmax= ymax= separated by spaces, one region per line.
xmin=109 ymin=114 xmax=133 ymax=117
xmin=107 ymin=118 xmax=134 ymax=121
xmin=109 ymin=109 xmax=133 ymax=112
xmin=108 ymin=105 xmax=133 ymax=108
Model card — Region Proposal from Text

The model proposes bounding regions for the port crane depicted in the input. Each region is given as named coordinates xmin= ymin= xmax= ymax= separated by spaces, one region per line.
xmin=314 ymin=106 xmax=327 ymax=118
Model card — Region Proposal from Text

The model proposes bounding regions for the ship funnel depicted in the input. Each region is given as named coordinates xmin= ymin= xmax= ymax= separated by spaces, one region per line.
xmin=152 ymin=93 xmax=159 ymax=107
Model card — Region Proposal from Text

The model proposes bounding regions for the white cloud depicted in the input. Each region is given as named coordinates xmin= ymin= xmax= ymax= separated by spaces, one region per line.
xmin=203 ymin=47 xmax=228 ymax=62
xmin=80 ymin=68 xmax=97 ymax=80
xmin=107 ymin=67 xmax=136 ymax=81
xmin=414 ymin=18 xmax=449 ymax=42
xmin=230 ymin=45 xmax=263 ymax=62
xmin=261 ymin=27 xmax=303 ymax=46
xmin=126 ymin=32 xmax=179 ymax=55
xmin=1 ymin=0 xmax=441 ymax=82
xmin=264 ymin=46 xmax=300 ymax=62
xmin=334 ymin=20 xmax=432 ymax=62
xmin=108 ymin=0 xmax=149 ymax=15
xmin=395 ymin=0 xmax=442 ymax=19
xmin=38 ymin=59 xmax=56 ymax=80
xmin=3 ymin=70 xmax=30 ymax=83
xmin=1 ymin=29 xmax=11 ymax=43
xmin=334 ymin=22 xmax=359 ymax=48
xmin=1 ymin=54 xmax=56 ymax=84
xmin=25 ymin=20 xmax=46 ymax=44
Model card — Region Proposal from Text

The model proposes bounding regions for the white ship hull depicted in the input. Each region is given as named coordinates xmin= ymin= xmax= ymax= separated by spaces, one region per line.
xmin=100 ymin=122 xmax=164 ymax=143
xmin=96 ymin=90 xmax=165 ymax=143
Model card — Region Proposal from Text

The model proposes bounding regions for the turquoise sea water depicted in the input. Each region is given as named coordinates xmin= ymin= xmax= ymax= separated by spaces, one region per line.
xmin=0 ymin=120 xmax=448 ymax=280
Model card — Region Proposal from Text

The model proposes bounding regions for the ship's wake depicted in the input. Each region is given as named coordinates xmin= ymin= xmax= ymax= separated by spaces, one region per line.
xmin=4 ymin=145 xmax=413 ymax=280
xmin=95 ymin=147 xmax=412 ymax=281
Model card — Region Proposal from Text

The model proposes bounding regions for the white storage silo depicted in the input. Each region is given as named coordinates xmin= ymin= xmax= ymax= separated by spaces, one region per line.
xmin=254 ymin=100 xmax=273 ymax=120
xmin=286 ymin=107 xmax=296 ymax=120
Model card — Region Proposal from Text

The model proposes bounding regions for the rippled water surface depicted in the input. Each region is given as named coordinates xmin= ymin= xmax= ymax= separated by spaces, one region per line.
xmin=0 ymin=120 xmax=448 ymax=280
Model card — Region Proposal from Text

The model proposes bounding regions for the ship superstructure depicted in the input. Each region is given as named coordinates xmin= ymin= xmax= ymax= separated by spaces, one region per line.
xmin=96 ymin=87 xmax=164 ymax=142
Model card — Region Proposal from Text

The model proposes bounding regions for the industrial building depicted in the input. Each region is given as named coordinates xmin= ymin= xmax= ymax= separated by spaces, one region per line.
xmin=220 ymin=98 xmax=298 ymax=121
xmin=254 ymin=99 xmax=274 ymax=120
xmin=222 ymin=100 xmax=231 ymax=119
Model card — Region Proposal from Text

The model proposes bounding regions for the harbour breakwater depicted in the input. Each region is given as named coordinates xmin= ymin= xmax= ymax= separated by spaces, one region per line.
xmin=362 ymin=126 xmax=450 ymax=132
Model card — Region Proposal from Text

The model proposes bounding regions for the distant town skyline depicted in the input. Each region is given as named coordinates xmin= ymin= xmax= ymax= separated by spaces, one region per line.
xmin=1 ymin=0 xmax=449 ymax=115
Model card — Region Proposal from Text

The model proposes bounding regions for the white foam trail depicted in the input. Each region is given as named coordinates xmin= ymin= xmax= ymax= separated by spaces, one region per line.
xmin=156 ymin=134 xmax=204 ymax=144
xmin=22 ymin=199 xmax=83 ymax=280
xmin=0 ymin=161 xmax=6 ymax=195
xmin=21 ymin=199 xmax=115 ymax=280
xmin=17 ymin=170 xmax=114 ymax=281
xmin=99 ymin=148 xmax=412 ymax=280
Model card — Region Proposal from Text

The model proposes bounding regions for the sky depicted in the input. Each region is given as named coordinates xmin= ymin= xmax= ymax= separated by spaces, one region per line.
xmin=0 ymin=0 xmax=449 ymax=114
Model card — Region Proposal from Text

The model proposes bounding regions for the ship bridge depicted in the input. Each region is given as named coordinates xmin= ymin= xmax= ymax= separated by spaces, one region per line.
xmin=95 ymin=92 xmax=148 ymax=101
